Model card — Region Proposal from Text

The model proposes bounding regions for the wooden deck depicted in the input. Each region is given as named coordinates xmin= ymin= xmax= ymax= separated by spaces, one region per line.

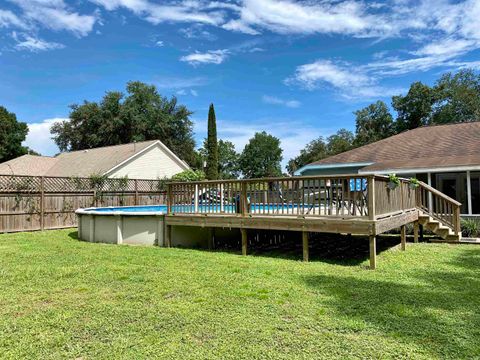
xmin=164 ymin=175 xmax=461 ymax=269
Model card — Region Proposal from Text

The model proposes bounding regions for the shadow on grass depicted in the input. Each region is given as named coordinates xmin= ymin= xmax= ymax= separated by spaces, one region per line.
xmin=215 ymin=232 xmax=402 ymax=266
xmin=67 ymin=226 xmax=401 ymax=267
xmin=302 ymin=246 xmax=480 ymax=358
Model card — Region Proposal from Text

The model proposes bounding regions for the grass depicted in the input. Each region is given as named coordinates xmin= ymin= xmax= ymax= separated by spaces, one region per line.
xmin=1 ymin=229 xmax=480 ymax=359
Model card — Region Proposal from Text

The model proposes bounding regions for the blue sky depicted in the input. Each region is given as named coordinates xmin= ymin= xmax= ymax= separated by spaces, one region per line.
xmin=1 ymin=0 xmax=480 ymax=169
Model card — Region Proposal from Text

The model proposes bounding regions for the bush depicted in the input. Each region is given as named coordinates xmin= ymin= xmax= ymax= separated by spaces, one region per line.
xmin=461 ymin=219 xmax=480 ymax=238
xmin=171 ymin=170 xmax=206 ymax=182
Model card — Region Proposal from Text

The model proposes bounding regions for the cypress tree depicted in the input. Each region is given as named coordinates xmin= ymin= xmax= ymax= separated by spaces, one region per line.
xmin=206 ymin=103 xmax=219 ymax=180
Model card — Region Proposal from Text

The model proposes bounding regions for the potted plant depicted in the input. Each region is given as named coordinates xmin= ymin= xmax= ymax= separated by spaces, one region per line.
xmin=387 ymin=173 xmax=400 ymax=190
xmin=409 ymin=177 xmax=419 ymax=190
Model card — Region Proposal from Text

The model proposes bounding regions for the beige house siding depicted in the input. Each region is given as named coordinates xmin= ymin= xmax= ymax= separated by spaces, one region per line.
xmin=106 ymin=143 xmax=189 ymax=180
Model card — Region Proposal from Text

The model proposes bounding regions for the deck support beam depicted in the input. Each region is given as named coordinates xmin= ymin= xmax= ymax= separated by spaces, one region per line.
xmin=413 ymin=221 xmax=419 ymax=243
xmin=165 ymin=224 xmax=172 ymax=248
xmin=400 ymin=225 xmax=406 ymax=251
xmin=369 ymin=235 xmax=376 ymax=270
xmin=302 ymin=231 xmax=309 ymax=262
xmin=241 ymin=228 xmax=247 ymax=256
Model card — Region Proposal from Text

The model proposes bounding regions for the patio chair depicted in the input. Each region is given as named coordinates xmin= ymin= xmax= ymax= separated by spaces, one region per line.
xmin=340 ymin=178 xmax=367 ymax=215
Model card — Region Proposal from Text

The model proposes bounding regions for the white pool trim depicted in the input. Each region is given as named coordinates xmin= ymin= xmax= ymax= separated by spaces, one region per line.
xmin=75 ymin=206 xmax=167 ymax=216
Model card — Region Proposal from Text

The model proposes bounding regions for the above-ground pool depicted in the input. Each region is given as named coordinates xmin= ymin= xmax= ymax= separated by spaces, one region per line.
xmin=76 ymin=205 xmax=240 ymax=247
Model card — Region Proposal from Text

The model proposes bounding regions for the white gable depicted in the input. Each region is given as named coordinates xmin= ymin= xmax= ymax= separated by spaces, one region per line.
xmin=105 ymin=142 xmax=189 ymax=179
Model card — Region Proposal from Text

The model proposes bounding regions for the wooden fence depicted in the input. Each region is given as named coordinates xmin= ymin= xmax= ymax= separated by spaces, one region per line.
xmin=0 ymin=175 xmax=166 ymax=233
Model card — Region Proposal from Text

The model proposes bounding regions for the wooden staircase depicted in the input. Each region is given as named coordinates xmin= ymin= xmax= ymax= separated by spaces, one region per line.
xmin=418 ymin=211 xmax=462 ymax=241
xmin=416 ymin=182 xmax=462 ymax=242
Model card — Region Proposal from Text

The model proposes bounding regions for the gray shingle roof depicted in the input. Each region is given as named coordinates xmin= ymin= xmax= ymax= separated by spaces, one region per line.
xmin=0 ymin=155 xmax=58 ymax=176
xmin=0 ymin=140 xmax=159 ymax=177
xmin=308 ymin=122 xmax=480 ymax=172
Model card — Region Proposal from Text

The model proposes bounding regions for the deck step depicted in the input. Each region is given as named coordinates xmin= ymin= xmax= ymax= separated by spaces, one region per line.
xmin=418 ymin=211 xmax=461 ymax=241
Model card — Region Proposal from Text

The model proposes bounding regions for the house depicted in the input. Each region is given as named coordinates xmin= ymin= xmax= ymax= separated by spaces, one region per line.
xmin=0 ymin=140 xmax=190 ymax=180
xmin=295 ymin=121 xmax=480 ymax=216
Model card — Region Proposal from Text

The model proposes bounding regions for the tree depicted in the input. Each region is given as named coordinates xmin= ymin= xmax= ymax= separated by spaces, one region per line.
xmin=0 ymin=106 xmax=29 ymax=162
xmin=171 ymin=169 xmax=206 ymax=182
xmin=205 ymin=104 xmax=219 ymax=179
xmin=199 ymin=139 xmax=240 ymax=179
xmin=326 ymin=129 xmax=354 ymax=156
xmin=392 ymin=82 xmax=435 ymax=133
xmin=239 ymin=131 xmax=283 ymax=178
xmin=51 ymin=81 xmax=197 ymax=166
xmin=354 ymin=101 xmax=394 ymax=147
xmin=432 ymin=69 xmax=480 ymax=124
xmin=218 ymin=140 xmax=240 ymax=179
xmin=286 ymin=137 xmax=327 ymax=175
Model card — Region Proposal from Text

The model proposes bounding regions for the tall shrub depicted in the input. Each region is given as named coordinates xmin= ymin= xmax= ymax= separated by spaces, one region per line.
xmin=206 ymin=103 xmax=219 ymax=180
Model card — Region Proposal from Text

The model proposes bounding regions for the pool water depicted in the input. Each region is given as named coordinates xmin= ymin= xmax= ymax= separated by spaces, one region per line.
xmin=85 ymin=203 xmax=314 ymax=213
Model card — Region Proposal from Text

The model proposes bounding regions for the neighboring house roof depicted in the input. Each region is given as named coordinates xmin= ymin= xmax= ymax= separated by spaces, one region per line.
xmin=0 ymin=140 xmax=189 ymax=177
xmin=298 ymin=121 xmax=480 ymax=174
xmin=0 ymin=155 xmax=58 ymax=176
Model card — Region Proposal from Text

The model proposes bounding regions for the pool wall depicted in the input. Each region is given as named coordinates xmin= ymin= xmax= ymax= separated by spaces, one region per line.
xmin=76 ymin=208 xmax=239 ymax=247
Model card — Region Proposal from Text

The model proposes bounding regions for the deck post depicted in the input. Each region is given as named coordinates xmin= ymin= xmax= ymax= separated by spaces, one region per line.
xmin=241 ymin=182 xmax=248 ymax=216
xmin=165 ymin=224 xmax=172 ymax=248
xmin=369 ymin=235 xmax=376 ymax=270
xmin=419 ymin=224 xmax=424 ymax=241
xmin=367 ymin=176 xmax=376 ymax=220
xmin=241 ymin=228 xmax=247 ymax=255
xmin=400 ymin=225 xmax=406 ymax=251
xmin=413 ymin=221 xmax=419 ymax=243
xmin=167 ymin=184 xmax=172 ymax=214
xmin=302 ymin=231 xmax=309 ymax=262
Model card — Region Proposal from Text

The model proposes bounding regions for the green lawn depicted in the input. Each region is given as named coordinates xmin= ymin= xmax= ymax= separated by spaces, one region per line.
xmin=1 ymin=230 xmax=479 ymax=359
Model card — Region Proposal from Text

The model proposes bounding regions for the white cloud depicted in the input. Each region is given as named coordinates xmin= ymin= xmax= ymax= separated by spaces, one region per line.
xmin=8 ymin=0 xmax=97 ymax=37
xmin=262 ymin=95 xmax=300 ymax=108
xmin=179 ymin=25 xmax=218 ymax=41
xmin=0 ymin=9 xmax=28 ymax=29
xmin=221 ymin=0 xmax=389 ymax=37
xmin=180 ymin=49 xmax=228 ymax=65
xmin=155 ymin=76 xmax=208 ymax=89
xmin=12 ymin=32 xmax=64 ymax=52
xmin=286 ymin=59 xmax=404 ymax=100
xmin=414 ymin=38 xmax=477 ymax=57
xmin=90 ymin=0 xmax=225 ymax=26
xmin=287 ymin=60 xmax=371 ymax=91
xmin=175 ymin=89 xmax=198 ymax=96
xmin=155 ymin=40 xmax=164 ymax=47
xmin=23 ymin=118 xmax=64 ymax=156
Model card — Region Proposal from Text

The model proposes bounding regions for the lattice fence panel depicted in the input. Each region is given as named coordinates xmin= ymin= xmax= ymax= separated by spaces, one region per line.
xmin=0 ymin=174 xmax=167 ymax=233
xmin=0 ymin=175 xmax=41 ymax=192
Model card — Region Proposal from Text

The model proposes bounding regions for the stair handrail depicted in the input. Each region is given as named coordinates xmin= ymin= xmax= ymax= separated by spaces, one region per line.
xmin=416 ymin=181 xmax=461 ymax=234
xmin=418 ymin=181 xmax=461 ymax=206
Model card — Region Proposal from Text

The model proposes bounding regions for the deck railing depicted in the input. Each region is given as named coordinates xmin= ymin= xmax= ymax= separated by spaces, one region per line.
xmin=416 ymin=181 xmax=461 ymax=233
xmin=373 ymin=176 xmax=417 ymax=218
xmin=166 ymin=175 xmax=420 ymax=219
